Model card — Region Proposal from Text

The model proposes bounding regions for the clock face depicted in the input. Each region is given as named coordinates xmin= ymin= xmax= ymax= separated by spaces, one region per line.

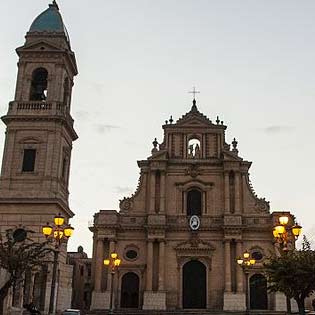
xmin=189 ymin=215 xmax=200 ymax=231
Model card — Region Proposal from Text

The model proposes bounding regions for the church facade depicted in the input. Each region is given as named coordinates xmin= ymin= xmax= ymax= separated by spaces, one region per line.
xmin=0 ymin=2 xmax=77 ymax=314
xmin=90 ymin=101 xmax=291 ymax=312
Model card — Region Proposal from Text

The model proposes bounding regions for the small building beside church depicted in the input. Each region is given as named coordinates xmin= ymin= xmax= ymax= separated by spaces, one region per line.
xmin=90 ymin=100 xmax=294 ymax=312
xmin=67 ymin=247 xmax=92 ymax=311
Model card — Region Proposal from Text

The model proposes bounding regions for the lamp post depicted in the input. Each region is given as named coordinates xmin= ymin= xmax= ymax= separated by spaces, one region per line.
xmin=237 ymin=250 xmax=256 ymax=314
xmin=273 ymin=214 xmax=302 ymax=252
xmin=42 ymin=213 xmax=74 ymax=315
xmin=104 ymin=252 xmax=121 ymax=314
xmin=272 ymin=213 xmax=302 ymax=313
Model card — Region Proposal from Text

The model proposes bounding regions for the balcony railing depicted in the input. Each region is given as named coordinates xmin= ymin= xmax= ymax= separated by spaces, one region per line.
xmin=6 ymin=101 xmax=74 ymax=126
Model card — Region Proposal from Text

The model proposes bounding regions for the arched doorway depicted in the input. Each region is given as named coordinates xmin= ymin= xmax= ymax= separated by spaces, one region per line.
xmin=183 ymin=260 xmax=206 ymax=309
xmin=250 ymin=274 xmax=268 ymax=310
xmin=120 ymin=272 xmax=139 ymax=308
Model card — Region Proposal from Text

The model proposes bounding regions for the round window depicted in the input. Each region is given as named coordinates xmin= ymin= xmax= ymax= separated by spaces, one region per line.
xmin=126 ymin=249 xmax=138 ymax=260
xmin=252 ymin=251 xmax=263 ymax=261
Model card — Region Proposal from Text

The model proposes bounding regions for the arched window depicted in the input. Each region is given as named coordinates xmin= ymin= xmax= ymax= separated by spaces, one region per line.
xmin=188 ymin=138 xmax=201 ymax=158
xmin=187 ymin=188 xmax=202 ymax=216
xmin=30 ymin=68 xmax=48 ymax=101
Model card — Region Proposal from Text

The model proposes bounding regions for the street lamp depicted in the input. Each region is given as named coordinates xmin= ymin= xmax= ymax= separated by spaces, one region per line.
xmin=104 ymin=252 xmax=121 ymax=314
xmin=237 ymin=250 xmax=256 ymax=314
xmin=273 ymin=213 xmax=302 ymax=251
xmin=42 ymin=213 xmax=74 ymax=314
xmin=272 ymin=213 xmax=302 ymax=313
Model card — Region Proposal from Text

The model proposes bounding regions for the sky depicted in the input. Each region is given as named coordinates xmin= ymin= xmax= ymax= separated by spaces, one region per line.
xmin=0 ymin=0 xmax=315 ymax=256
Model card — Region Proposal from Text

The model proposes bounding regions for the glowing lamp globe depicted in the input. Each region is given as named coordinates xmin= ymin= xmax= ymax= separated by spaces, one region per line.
xmin=54 ymin=230 xmax=63 ymax=239
xmin=243 ymin=251 xmax=250 ymax=259
xmin=279 ymin=215 xmax=289 ymax=226
xmin=114 ymin=259 xmax=121 ymax=267
xmin=273 ymin=228 xmax=279 ymax=238
xmin=111 ymin=253 xmax=118 ymax=259
xmin=42 ymin=224 xmax=53 ymax=237
xmin=104 ymin=259 xmax=110 ymax=266
xmin=292 ymin=225 xmax=302 ymax=238
xmin=54 ymin=213 xmax=65 ymax=227
xmin=250 ymin=259 xmax=256 ymax=265
xmin=237 ymin=257 xmax=243 ymax=265
xmin=275 ymin=225 xmax=285 ymax=235
xmin=64 ymin=226 xmax=74 ymax=238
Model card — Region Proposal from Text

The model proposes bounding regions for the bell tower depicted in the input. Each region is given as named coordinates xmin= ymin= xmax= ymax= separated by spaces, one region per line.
xmin=0 ymin=1 xmax=78 ymax=216
xmin=0 ymin=2 xmax=78 ymax=313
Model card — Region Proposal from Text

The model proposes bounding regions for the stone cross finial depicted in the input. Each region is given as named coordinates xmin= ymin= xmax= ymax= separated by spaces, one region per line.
xmin=189 ymin=86 xmax=200 ymax=100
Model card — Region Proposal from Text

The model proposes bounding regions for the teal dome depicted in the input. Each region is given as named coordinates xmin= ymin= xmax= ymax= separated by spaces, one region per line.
xmin=29 ymin=1 xmax=65 ymax=34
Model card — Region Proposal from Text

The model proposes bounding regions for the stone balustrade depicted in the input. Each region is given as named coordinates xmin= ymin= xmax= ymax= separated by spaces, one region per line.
xmin=7 ymin=101 xmax=74 ymax=126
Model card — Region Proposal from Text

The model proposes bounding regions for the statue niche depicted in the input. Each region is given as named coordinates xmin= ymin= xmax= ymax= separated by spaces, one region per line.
xmin=188 ymin=138 xmax=201 ymax=159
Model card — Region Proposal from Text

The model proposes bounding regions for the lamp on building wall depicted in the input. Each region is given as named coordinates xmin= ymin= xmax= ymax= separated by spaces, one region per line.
xmin=104 ymin=252 xmax=121 ymax=314
xmin=42 ymin=213 xmax=74 ymax=315
xmin=272 ymin=214 xmax=302 ymax=251
xmin=237 ymin=250 xmax=256 ymax=314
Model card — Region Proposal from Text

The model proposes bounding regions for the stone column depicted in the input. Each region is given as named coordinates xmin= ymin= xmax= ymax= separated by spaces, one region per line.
xmin=224 ymin=172 xmax=230 ymax=214
xmin=146 ymin=240 xmax=153 ymax=291
xmin=107 ymin=240 xmax=115 ymax=292
xmin=158 ymin=241 xmax=165 ymax=291
xmin=149 ymin=171 xmax=156 ymax=213
xmin=94 ymin=239 xmax=104 ymax=292
xmin=236 ymin=241 xmax=243 ymax=292
xmin=235 ymin=172 xmax=241 ymax=213
xmin=224 ymin=240 xmax=232 ymax=292
xmin=160 ymin=171 xmax=166 ymax=213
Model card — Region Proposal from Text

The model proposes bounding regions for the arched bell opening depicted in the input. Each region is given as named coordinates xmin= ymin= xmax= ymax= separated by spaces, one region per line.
xmin=30 ymin=68 xmax=48 ymax=101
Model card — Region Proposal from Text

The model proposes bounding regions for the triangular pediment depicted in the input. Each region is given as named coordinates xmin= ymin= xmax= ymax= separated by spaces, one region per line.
xmin=177 ymin=115 xmax=213 ymax=127
xmin=17 ymin=40 xmax=62 ymax=53
xmin=175 ymin=104 xmax=214 ymax=127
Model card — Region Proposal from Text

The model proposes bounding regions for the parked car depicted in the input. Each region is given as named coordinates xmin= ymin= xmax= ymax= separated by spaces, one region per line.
xmin=62 ymin=310 xmax=81 ymax=315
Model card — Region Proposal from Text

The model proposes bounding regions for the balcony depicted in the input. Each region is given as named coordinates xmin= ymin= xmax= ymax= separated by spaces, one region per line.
xmin=6 ymin=101 xmax=74 ymax=127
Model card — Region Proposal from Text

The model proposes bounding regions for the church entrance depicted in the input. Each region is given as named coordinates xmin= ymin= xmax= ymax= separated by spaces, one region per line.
xmin=120 ymin=272 xmax=140 ymax=308
xmin=183 ymin=260 xmax=206 ymax=309
xmin=250 ymin=274 xmax=268 ymax=310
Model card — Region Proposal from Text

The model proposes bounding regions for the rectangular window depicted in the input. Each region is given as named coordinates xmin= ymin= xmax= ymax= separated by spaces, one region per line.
xmin=22 ymin=149 xmax=36 ymax=172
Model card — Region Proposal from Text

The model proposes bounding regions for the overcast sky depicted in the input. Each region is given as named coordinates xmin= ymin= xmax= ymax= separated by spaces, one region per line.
xmin=0 ymin=0 xmax=315 ymax=255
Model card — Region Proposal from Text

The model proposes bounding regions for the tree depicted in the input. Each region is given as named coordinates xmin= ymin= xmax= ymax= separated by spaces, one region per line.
xmin=264 ymin=237 xmax=315 ymax=315
xmin=0 ymin=229 xmax=52 ymax=315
